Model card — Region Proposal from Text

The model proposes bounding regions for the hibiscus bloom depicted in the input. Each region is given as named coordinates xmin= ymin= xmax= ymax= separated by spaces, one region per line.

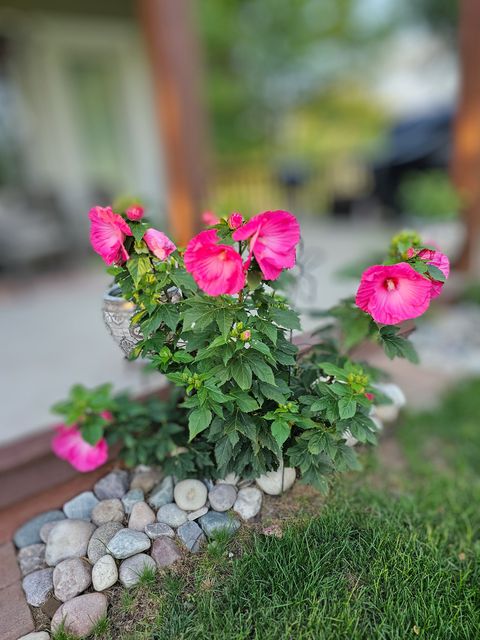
xmin=126 ymin=205 xmax=144 ymax=221
xmin=184 ymin=229 xmax=245 ymax=295
xmin=144 ymin=228 xmax=176 ymax=261
xmin=89 ymin=206 xmax=132 ymax=265
xmin=356 ymin=262 xmax=433 ymax=325
xmin=418 ymin=249 xmax=450 ymax=298
xmin=232 ymin=210 xmax=300 ymax=280
xmin=201 ymin=210 xmax=220 ymax=226
xmin=52 ymin=423 xmax=109 ymax=472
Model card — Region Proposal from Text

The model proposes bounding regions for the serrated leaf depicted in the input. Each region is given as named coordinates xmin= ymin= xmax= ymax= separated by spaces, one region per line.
xmin=127 ymin=254 xmax=151 ymax=286
xmin=338 ymin=396 xmax=357 ymax=419
xmin=271 ymin=420 xmax=290 ymax=447
xmin=270 ymin=307 xmax=301 ymax=330
xmin=248 ymin=358 xmax=275 ymax=385
xmin=259 ymin=382 xmax=287 ymax=404
xmin=81 ymin=421 xmax=103 ymax=446
xmin=130 ymin=222 xmax=149 ymax=243
xmin=230 ymin=359 xmax=252 ymax=390
xmin=188 ymin=407 xmax=212 ymax=441
xmin=427 ymin=264 xmax=446 ymax=283
xmin=215 ymin=308 xmax=234 ymax=339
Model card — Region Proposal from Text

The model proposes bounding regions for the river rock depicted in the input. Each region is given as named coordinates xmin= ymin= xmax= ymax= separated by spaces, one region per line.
xmin=128 ymin=502 xmax=156 ymax=531
xmin=94 ymin=470 xmax=129 ymax=500
xmin=45 ymin=519 xmax=95 ymax=566
xmin=145 ymin=522 xmax=175 ymax=539
xmin=92 ymin=554 xmax=118 ymax=591
xmin=148 ymin=476 xmax=174 ymax=509
xmin=39 ymin=521 xmax=58 ymax=544
xmin=91 ymin=498 xmax=124 ymax=526
xmin=87 ymin=522 xmax=123 ymax=563
xmin=151 ymin=537 xmax=182 ymax=568
xmin=14 ymin=511 xmax=65 ymax=548
xmin=187 ymin=506 xmax=209 ymax=520
xmin=17 ymin=633 xmax=51 ymax=640
xmin=119 ymin=553 xmax=156 ymax=588
xmin=174 ymin=479 xmax=207 ymax=511
xmin=177 ymin=521 xmax=205 ymax=552
xmin=131 ymin=467 xmax=162 ymax=493
xmin=372 ymin=382 xmax=406 ymax=422
xmin=157 ymin=503 xmax=187 ymax=528
xmin=199 ymin=511 xmax=240 ymax=538
xmin=63 ymin=491 xmax=99 ymax=520
xmin=122 ymin=488 xmax=144 ymax=514
xmin=208 ymin=484 xmax=237 ymax=511
xmin=107 ymin=529 xmax=151 ymax=559
xmin=51 ymin=593 xmax=108 ymax=637
xmin=233 ymin=487 xmax=262 ymax=520
xmin=53 ymin=557 xmax=91 ymax=602
xmin=22 ymin=568 xmax=54 ymax=606
xmin=17 ymin=543 xmax=46 ymax=575
xmin=255 ymin=464 xmax=296 ymax=495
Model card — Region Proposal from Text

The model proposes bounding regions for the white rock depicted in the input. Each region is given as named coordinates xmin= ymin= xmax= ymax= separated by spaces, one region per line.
xmin=233 ymin=487 xmax=262 ymax=520
xmin=92 ymin=554 xmax=118 ymax=591
xmin=174 ymin=479 xmax=207 ymax=511
xmin=157 ymin=503 xmax=188 ymax=528
xmin=255 ymin=463 xmax=296 ymax=495
xmin=372 ymin=383 xmax=406 ymax=423
xmin=17 ymin=633 xmax=50 ymax=640
xmin=208 ymin=484 xmax=237 ymax=511
xmin=128 ymin=502 xmax=156 ymax=531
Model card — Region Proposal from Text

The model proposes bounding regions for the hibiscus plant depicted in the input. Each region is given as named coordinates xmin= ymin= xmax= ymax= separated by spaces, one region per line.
xmin=52 ymin=205 xmax=449 ymax=492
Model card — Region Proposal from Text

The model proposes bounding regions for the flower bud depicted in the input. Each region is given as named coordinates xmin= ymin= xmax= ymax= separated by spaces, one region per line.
xmin=126 ymin=205 xmax=144 ymax=221
xmin=228 ymin=212 xmax=244 ymax=230
xmin=240 ymin=330 xmax=251 ymax=341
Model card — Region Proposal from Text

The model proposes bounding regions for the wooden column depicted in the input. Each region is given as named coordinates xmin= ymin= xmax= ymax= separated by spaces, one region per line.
xmin=451 ymin=0 xmax=480 ymax=274
xmin=137 ymin=0 xmax=209 ymax=246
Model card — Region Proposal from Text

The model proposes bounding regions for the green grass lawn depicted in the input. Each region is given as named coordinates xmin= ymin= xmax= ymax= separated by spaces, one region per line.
xmin=82 ymin=379 xmax=480 ymax=640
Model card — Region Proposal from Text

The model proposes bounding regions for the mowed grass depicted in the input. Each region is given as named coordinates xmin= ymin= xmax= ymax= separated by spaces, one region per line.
xmin=96 ymin=379 xmax=480 ymax=640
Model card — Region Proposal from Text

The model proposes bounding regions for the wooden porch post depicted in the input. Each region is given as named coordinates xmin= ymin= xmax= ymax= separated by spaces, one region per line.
xmin=451 ymin=0 xmax=480 ymax=274
xmin=137 ymin=0 xmax=209 ymax=246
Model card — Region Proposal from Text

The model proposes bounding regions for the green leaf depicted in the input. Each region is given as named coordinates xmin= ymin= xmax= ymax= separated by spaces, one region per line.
xmin=158 ymin=304 xmax=180 ymax=332
xmin=215 ymin=308 xmax=234 ymax=339
xmin=131 ymin=222 xmax=149 ymax=243
xmin=215 ymin=436 xmax=233 ymax=469
xmin=319 ymin=362 xmax=346 ymax=379
xmin=228 ymin=390 xmax=259 ymax=413
xmin=259 ymin=382 xmax=287 ymax=404
xmin=81 ymin=421 xmax=103 ymax=446
xmin=127 ymin=254 xmax=151 ymax=286
xmin=230 ymin=359 xmax=252 ymax=390
xmin=188 ymin=407 xmax=212 ymax=441
xmin=248 ymin=358 xmax=275 ymax=385
xmin=271 ymin=420 xmax=290 ymax=447
xmin=256 ymin=319 xmax=278 ymax=345
xmin=338 ymin=396 xmax=357 ymax=419
xmin=427 ymin=264 xmax=446 ymax=283
xmin=170 ymin=269 xmax=197 ymax=291
xmin=270 ymin=307 xmax=301 ymax=330
xmin=378 ymin=326 xmax=419 ymax=363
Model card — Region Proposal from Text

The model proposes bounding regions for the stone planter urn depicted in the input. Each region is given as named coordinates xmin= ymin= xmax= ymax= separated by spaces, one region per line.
xmin=102 ymin=284 xmax=182 ymax=357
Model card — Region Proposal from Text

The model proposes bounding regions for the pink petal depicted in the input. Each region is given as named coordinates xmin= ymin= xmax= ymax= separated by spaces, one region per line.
xmin=52 ymin=424 xmax=108 ymax=473
xmin=144 ymin=228 xmax=176 ymax=261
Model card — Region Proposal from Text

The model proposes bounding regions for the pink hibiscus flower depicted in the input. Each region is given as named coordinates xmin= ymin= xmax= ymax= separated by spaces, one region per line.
xmin=144 ymin=228 xmax=176 ymax=261
xmin=184 ymin=229 xmax=245 ymax=296
xmin=126 ymin=205 xmax=144 ymax=221
xmin=232 ymin=210 xmax=300 ymax=280
xmin=418 ymin=249 xmax=450 ymax=298
xmin=356 ymin=262 xmax=433 ymax=325
xmin=201 ymin=210 xmax=221 ymax=226
xmin=52 ymin=423 xmax=109 ymax=473
xmin=89 ymin=206 xmax=132 ymax=265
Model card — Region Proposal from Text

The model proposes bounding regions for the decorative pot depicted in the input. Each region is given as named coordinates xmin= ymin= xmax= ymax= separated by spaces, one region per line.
xmin=102 ymin=284 xmax=182 ymax=357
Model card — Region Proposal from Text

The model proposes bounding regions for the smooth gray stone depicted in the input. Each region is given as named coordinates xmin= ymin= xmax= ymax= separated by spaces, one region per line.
xmin=148 ymin=476 xmax=174 ymax=509
xmin=91 ymin=499 xmax=124 ymax=526
xmin=119 ymin=553 xmax=156 ymax=588
xmin=157 ymin=503 xmax=187 ymax=528
xmin=45 ymin=520 xmax=96 ymax=566
xmin=63 ymin=491 xmax=99 ymax=520
xmin=17 ymin=543 xmax=46 ymax=576
xmin=87 ymin=522 xmax=123 ymax=563
xmin=94 ymin=470 xmax=129 ymax=500
xmin=14 ymin=511 xmax=65 ymax=548
xmin=92 ymin=554 xmax=118 ymax=591
xmin=199 ymin=511 xmax=241 ymax=538
xmin=208 ymin=484 xmax=237 ymax=512
xmin=145 ymin=522 xmax=175 ymax=539
xmin=177 ymin=521 xmax=206 ymax=552
xmin=107 ymin=528 xmax=151 ymax=559
xmin=51 ymin=593 xmax=107 ymax=637
xmin=122 ymin=488 xmax=144 ymax=514
xmin=22 ymin=568 xmax=54 ymax=607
